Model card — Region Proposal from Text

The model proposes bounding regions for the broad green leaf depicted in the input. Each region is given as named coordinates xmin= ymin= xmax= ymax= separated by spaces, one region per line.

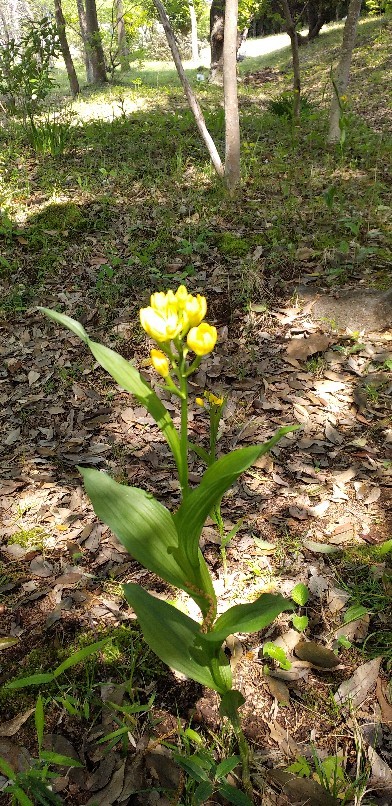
xmin=80 ymin=468 xmax=216 ymax=617
xmin=40 ymin=308 xmax=182 ymax=479
xmin=39 ymin=308 xmax=88 ymax=343
xmin=35 ymin=694 xmax=44 ymax=752
xmin=39 ymin=751 xmax=83 ymax=768
xmin=0 ymin=755 xmax=16 ymax=780
xmin=123 ymin=584 xmax=231 ymax=693
xmin=88 ymin=340 xmax=182 ymax=477
xmin=194 ymin=780 xmax=214 ymax=803
xmin=292 ymin=615 xmax=308 ymax=632
xmin=343 ymin=604 xmax=369 ymax=624
xmin=9 ymin=787 xmax=34 ymax=806
xmin=215 ymin=756 xmax=241 ymax=780
xmin=290 ymin=583 xmax=309 ymax=606
xmin=54 ymin=638 xmax=109 ymax=678
xmin=6 ymin=673 xmax=54 ymax=690
xmin=174 ymin=755 xmax=210 ymax=783
xmin=204 ymin=593 xmax=294 ymax=643
xmin=263 ymin=642 xmax=292 ymax=670
xmin=377 ymin=539 xmax=392 ymax=556
xmin=218 ymin=782 xmax=253 ymax=806
xmin=174 ymin=426 xmax=298 ymax=568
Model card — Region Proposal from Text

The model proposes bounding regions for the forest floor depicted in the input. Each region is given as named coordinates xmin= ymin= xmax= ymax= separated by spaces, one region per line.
xmin=0 ymin=15 xmax=392 ymax=806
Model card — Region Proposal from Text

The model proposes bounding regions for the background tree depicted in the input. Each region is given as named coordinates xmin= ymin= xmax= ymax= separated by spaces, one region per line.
xmin=54 ymin=0 xmax=80 ymax=95
xmin=224 ymin=0 xmax=240 ymax=191
xmin=76 ymin=0 xmax=94 ymax=82
xmin=115 ymin=0 xmax=130 ymax=70
xmin=328 ymin=0 xmax=362 ymax=143
xmin=84 ymin=0 xmax=107 ymax=83
xmin=280 ymin=0 xmax=301 ymax=119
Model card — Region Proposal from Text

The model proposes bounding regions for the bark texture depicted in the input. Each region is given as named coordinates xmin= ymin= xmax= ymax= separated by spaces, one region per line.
xmin=152 ymin=0 xmax=224 ymax=177
xmin=54 ymin=0 xmax=80 ymax=96
xmin=328 ymin=0 xmax=362 ymax=143
xmin=76 ymin=0 xmax=93 ymax=83
xmin=223 ymin=0 xmax=240 ymax=192
xmin=85 ymin=0 xmax=107 ymax=84
xmin=280 ymin=0 xmax=301 ymax=120
xmin=116 ymin=0 xmax=129 ymax=71
xmin=189 ymin=0 xmax=199 ymax=66
xmin=210 ymin=0 xmax=225 ymax=84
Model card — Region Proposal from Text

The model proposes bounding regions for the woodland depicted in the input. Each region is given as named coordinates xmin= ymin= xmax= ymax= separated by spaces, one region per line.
xmin=0 ymin=1 xmax=391 ymax=805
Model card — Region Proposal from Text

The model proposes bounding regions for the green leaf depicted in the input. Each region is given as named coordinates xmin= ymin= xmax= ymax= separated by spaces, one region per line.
xmin=39 ymin=308 xmax=89 ymax=343
xmin=39 ymin=751 xmax=83 ymax=768
xmin=88 ymin=340 xmax=182 ymax=477
xmin=35 ymin=694 xmax=44 ymax=752
xmin=80 ymin=468 xmax=216 ymax=618
xmin=290 ymin=583 xmax=309 ymax=606
xmin=263 ymin=642 xmax=292 ymax=670
xmin=218 ymin=781 xmax=253 ymax=806
xmin=215 ymin=756 xmax=241 ymax=780
xmin=219 ymin=690 xmax=245 ymax=722
xmin=174 ymin=755 xmax=210 ymax=783
xmin=337 ymin=636 xmax=352 ymax=649
xmin=292 ymin=615 xmax=308 ymax=632
xmin=174 ymin=426 xmax=298 ymax=569
xmin=194 ymin=780 xmax=214 ymax=803
xmin=377 ymin=539 xmax=392 ymax=556
xmin=6 ymin=673 xmax=54 ymax=690
xmin=53 ymin=638 xmax=109 ymax=678
xmin=302 ymin=540 xmax=341 ymax=554
xmin=0 ymin=636 xmax=19 ymax=650
xmin=286 ymin=756 xmax=311 ymax=778
xmin=188 ymin=441 xmax=211 ymax=465
xmin=0 ymin=754 xmax=16 ymax=780
xmin=205 ymin=593 xmax=294 ymax=643
xmin=97 ymin=725 xmax=131 ymax=744
xmin=10 ymin=788 xmax=34 ymax=806
xmin=123 ymin=584 xmax=231 ymax=693
xmin=343 ymin=604 xmax=369 ymax=624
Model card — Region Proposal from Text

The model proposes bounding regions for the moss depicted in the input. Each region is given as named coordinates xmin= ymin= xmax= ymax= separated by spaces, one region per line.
xmin=218 ymin=233 xmax=251 ymax=257
xmin=8 ymin=527 xmax=48 ymax=550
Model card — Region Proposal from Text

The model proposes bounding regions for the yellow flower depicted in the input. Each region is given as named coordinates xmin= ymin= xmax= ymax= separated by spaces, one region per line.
xmin=195 ymin=397 xmax=205 ymax=407
xmin=184 ymin=294 xmax=207 ymax=328
xmin=205 ymin=391 xmax=223 ymax=406
xmin=340 ymin=94 xmax=347 ymax=102
xmin=140 ymin=306 xmax=182 ymax=342
xmin=187 ymin=323 xmax=217 ymax=356
xmin=150 ymin=349 xmax=170 ymax=378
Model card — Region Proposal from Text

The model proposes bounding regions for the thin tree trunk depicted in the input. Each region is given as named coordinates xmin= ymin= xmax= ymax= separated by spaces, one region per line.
xmin=85 ymin=0 xmax=107 ymax=84
xmin=210 ymin=0 xmax=225 ymax=84
xmin=53 ymin=0 xmax=80 ymax=96
xmin=152 ymin=0 xmax=224 ymax=178
xmin=76 ymin=0 xmax=94 ymax=83
xmin=116 ymin=0 xmax=129 ymax=71
xmin=328 ymin=0 xmax=362 ymax=144
xmin=223 ymin=0 xmax=240 ymax=192
xmin=280 ymin=0 xmax=301 ymax=121
xmin=189 ymin=0 xmax=199 ymax=65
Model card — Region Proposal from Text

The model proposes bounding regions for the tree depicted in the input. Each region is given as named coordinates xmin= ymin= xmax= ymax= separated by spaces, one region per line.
xmin=115 ymin=0 xmax=129 ymax=71
xmin=280 ymin=0 xmax=301 ymax=120
xmin=188 ymin=0 xmax=199 ymax=65
xmin=84 ymin=0 xmax=107 ymax=83
xmin=54 ymin=0 xmax=80 ymax=96
xmin=76 ymin=0 xmax=94 ymax=83
xmin=210 ymin=0 xmax=225 ymax=83
xmin=328 ymin=0 xmax=362 ymax=143
xmin=224 ymin=0 xmax=240 ymax=191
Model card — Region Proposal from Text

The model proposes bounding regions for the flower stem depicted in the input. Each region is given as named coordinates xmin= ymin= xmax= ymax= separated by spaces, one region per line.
xmin=179 ymin=355 xmax=189 ymax=499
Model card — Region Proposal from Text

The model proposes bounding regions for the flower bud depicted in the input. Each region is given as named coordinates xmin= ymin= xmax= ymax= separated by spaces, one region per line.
xmin=187 ymin=323 xmax=217 ymax=356
xmin=150 ymin=349 xmax=170 ymax=378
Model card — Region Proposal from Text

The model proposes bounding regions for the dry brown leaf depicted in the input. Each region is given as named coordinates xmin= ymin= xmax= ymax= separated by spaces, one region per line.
xmin=334 ymin=657 xmax=381 ymax=707
xmin=267 ymin=770 xmax=340 ymax=806
xmin=267 ymin=721 xmax=301 ymax=758
xmin=327 ymin=588 xmax=350 ymax=614
xmin=325 ymin=422 xmax=344 ymax=445
xmin=376 ymin=678 xmax=392 ymax=724
xmin=85 ymin=761 xmax=126 ymax=806
xmin=368 ymin=745 xmax=392 ymax=793
xmin=286 ymin=333 xmax=330 ymax=361
xmin=294 ymin=641 xmax=340 ymax=669
xmin=0 ymin=708 xmax=34 ymax=737
xmin=266 ymin=677 xmax=290 ymax=706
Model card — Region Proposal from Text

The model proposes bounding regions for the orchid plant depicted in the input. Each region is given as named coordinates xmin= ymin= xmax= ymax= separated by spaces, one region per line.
xmin=40 ymin=287 xmax=298 ymax=798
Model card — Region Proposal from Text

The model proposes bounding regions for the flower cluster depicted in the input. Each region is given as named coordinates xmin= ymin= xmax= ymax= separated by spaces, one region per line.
xmin=140 ymin=286 xmax=217 ymax=375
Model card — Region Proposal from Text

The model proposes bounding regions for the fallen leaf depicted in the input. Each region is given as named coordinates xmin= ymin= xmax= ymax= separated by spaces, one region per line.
xmin=265 ymin=677 xmax=290 ymax=706
xmin=286 ymin=333 xmax=330 ymax=361
xmin=325 ymin=422 xmax=344 ymax=445
xmin=29 ymin=556 xmax=54 ymax=577
xmin=308 ymin=573 xmax=329 ymax=597
xmin=327 ymin=588 xmax=350 ymax=614
xmin=28 ymin=370 xmax=40 ymax=386
xmin=294 ymin=641 xmax=340 ymax=669
xmin=0 ymin=708 xmax=34 ymax=737
xmin=267 ymin=770 xmax=340 ymax=806
xmin=368 ymin=745 xmax=392 ymax=793
xmin=334 ymin=657 xmax=381 ymax=707
xmin=376 ymin=678 xmax=392 ymax=724
xmin=0 ymin=637 xmax=19 ymax=650
xmin=303 ymin=540 xmax=341 ymax=554
xmin=267 ymin=721 xmax=301 ymax=758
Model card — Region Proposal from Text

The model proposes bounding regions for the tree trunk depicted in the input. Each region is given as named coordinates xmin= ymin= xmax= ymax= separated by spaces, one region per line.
xmin=53 ymin=0 xmax=80 ymax=96
xmin=152 ymin=0 xmax=224 ymax=178
xmin=210 ymin=0 xmax=225 ymax=84
xmin=84 ymin=0 xmax=107 ymax=84
xmin=280 ymin=0 xmax=301 ymax=121
xmin=189 ymin=0 xmax=199 ymax=66
xmin=328 ymin=0 xmax=362 ymax=144
xmin=223 ymin=0 xmax=240 ymax=192
xmin=76 ymin=0 xmax=94 ymax=83
xmin=116 ymin=0 xmax=129 ymax=71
